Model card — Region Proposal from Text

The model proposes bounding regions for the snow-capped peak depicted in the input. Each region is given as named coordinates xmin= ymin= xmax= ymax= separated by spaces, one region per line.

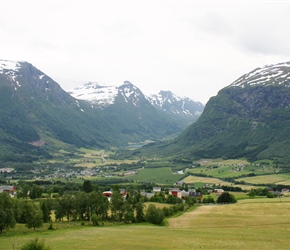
xmin=69 ymin=80 xmax=204 ymax=116
xmin=0 ymin=59 xmax=23 ymax=80
xmin=69 ymin=82 xmax=119 ymax=106
xmin=145 ymin=89 xmax=203 ymax=116
xmin=230 ymin=61 xmax=290 ymax=88
xmin=0 ymin=59 xmax=23 ymax=71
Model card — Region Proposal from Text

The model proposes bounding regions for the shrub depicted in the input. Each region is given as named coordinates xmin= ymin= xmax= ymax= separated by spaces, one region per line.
xmin=20 ymin=238 xmax=52 ymax=250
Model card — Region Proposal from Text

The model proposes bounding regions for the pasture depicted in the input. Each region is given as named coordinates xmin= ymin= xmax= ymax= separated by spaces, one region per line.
xmin=183 ymin=176 xmax=258 ymax=190
xmin=45 ymin=148 xmax=139 ymax=168
xmin=237 ymin=173 xmax=290 ymax=185
xmin=2 ymin=198 xmax=290 ymax=249
xmin=187 ymin=159 xmax=275 ymax=179
xmin=125 ymin=167 xmax=185 ymax=185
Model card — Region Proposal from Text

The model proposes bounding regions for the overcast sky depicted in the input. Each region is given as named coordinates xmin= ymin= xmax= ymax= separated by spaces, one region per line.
xmin=1 ymin=1 xmax=290 ymax=104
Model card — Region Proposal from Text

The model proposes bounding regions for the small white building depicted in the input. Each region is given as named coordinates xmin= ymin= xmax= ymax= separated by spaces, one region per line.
xmin=153 ymin=187 xmax=161 ymax=192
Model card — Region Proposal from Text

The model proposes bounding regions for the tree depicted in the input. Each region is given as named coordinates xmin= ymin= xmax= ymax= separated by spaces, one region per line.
xmin=82 ymin=180 xmax=93 ymax=193
xmin=40 ymin=201 xmax=50 ymax=223
xmin=74 ymin=192 xmax=89 ymax=221
xmin=122 ymin=202 xmax=134 ymax=224
xmin=20 ymin=238 xmax=52 ymax=250
xmin=0 ymin=192 xmax=16 ymax=234
xmin=135 ymin=201 xmax=145 ymax=223
xmin=145 ymin=204 xmax=164 ymax=225
xmin=24 ymin=202 xmax=43 ymax=231
xmin=18 ymin=183 xmax=30 ymax=198
xmin=216 ymin=192 xmax=237 ymax=204
xmin=55 ymin=194 xmax=75 ymax=221
xmin=110 ymin=190 xmax=124 ymax=221
xmin=29 ymin=184 xmax=43 ymax=199
xmin=88 ymin=191 xmax=109 ymax=220
xmin=248 ymin=189 xmax=256 ymax=198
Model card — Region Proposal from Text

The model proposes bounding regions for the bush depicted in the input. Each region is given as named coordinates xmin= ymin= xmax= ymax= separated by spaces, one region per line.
xmin=20 ymin=238 xmax=52 ymax=250
xmin=91 ymin=214 xmax=99 ymax=226
xmin=202 ymin=196 xmax=215 ymax=204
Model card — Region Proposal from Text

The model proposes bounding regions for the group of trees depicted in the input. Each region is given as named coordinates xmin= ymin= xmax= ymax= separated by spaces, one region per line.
xmin=1 ymin=177 xmax=239 ymax=235
xmin=0 ymin=187 xmax=197 ymax=234
xmin=248 ymin=188 xmax=280 ymax=199
xmin=0 ymin=192 xmax=48 ymax=233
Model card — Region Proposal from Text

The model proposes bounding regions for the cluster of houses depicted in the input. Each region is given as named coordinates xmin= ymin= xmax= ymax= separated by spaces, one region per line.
xmin=102 ymin=187 xmax=204 ymax=201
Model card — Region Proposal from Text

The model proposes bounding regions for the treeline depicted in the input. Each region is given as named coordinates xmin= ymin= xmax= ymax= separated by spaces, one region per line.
xmin=0 ymin=188 xmax=196 ymax=234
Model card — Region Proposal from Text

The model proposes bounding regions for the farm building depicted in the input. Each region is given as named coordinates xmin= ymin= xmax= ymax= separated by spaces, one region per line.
xmin=140 ymin=191 xmax=155 ymax=199
xmin=169 ymin=188 xmax=182 ymax=198
xmin=181 ymin=189 xmax=203 ymax=199
xmin=0 ymin=185 xmax=16 ymax=197
xmin=213 ymin=189 xmax=224 ymax=194
xmin=103 ymin=189 xmax=127 ymax=201
xmin=153 ymin=187 xmax=161 ymax=192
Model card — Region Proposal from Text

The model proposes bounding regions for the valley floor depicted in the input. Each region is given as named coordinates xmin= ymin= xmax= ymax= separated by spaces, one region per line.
xmin=1 ymin=198 xmax=290 ymax=249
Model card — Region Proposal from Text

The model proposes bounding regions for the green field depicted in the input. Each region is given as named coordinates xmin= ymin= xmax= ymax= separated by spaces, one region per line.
xmin=1 ymin=198 xmax=290 ymax=249
xmin=183 ymin=176 xmax=262 ymax=190
xmin=187 ymin=158 xmax=276 ymax=179
xmin=125 ymin=167 xmax=185 ymax=185
xmin=236 ymin=173 xmax=290 ymax=185
xmin=45 ymin=148 xmax=139 ymax=168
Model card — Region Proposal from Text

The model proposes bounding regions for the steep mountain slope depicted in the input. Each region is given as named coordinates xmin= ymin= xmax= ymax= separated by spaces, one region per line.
xmin=0 ymin=60 xmax=203 ymax=162
xmin=145 ymin=90 xmax=203 ymax=122
xmin=144 ymin=62 xmax=290 ymax=162
xmin=0 ymin=60 xmax=120 ymax=162
xmin=70 ymin=81 xmax=199 ymax=142
xmin=69 ymin=82 xmax=204 ymax=130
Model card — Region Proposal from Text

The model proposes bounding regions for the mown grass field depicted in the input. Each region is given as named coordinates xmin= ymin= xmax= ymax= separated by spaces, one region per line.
xmin=125 ymin=167 xmax=184 ymax=185
xmin=237 ymin=173 xmax=290 ymax=185
xmin=183 ymin=176 xmax=234 ymax=186
xmin=183 ymin=176 xmax=260 ymax=190
xmin=2 ymin=198 xmax=290 ymax=250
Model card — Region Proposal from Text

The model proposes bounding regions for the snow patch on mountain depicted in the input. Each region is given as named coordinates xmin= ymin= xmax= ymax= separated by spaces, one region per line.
xmin=0 ymin=59 xmax=22 ymax=81
xmin=231 ymin=62 xmax=290 ymax=88
xmin=69 ymin=82 xmax=118 ymax=106
xmin=119 ymin=81 xmax=143 ymax=106
xmin=145 ymin=89 xmax=203 ymax=116
xmin=69 ymin=81 xmax=204 ymax=117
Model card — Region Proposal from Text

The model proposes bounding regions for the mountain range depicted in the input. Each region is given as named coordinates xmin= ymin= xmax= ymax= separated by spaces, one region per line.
xmin=0 ymin=60 xmax=203 ymax=162
xmin=68 ymin=81 xmax=203 ymax=118
xmin=142 ymin=62 xmax=290 ymax=163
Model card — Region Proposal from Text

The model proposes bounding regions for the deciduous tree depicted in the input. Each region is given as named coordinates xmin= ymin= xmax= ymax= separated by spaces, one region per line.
xmin=0 ymin=192 xmax=16 ymax=234
xmin=145 ymin=204 xmax=164 ymax=225
xmin=24 ymin=203 xmax=43 ymax=231
xmin=217 ymin=192 xmax=237 ymax=204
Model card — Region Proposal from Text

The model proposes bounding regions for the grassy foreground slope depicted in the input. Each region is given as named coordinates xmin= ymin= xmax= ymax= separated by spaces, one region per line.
xmin=2 ymin=198 xmax=290 ymax=249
